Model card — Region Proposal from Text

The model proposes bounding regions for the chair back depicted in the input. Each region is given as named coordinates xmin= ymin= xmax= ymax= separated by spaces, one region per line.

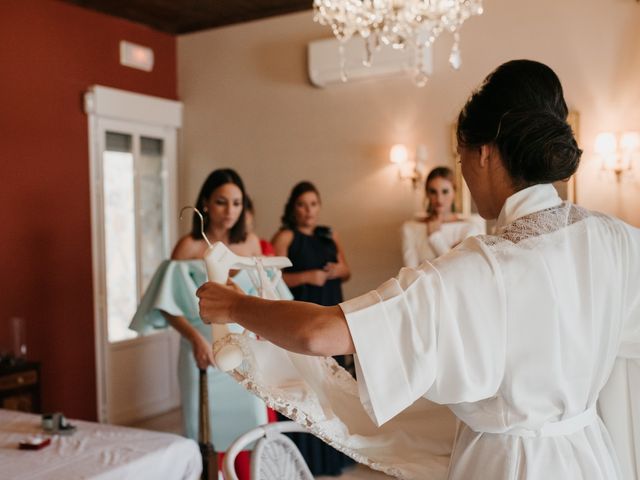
xmin=224 ymin=422 xmax=314 ymax=480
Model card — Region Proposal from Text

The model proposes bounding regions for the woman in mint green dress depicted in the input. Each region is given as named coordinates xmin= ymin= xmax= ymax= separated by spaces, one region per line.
xmin=130 ymin=169 xmax=289 ymax=475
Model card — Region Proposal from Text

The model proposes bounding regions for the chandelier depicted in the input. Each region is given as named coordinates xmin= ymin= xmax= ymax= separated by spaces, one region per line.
xmin=313 ymin=0 xmax=484 ymax=86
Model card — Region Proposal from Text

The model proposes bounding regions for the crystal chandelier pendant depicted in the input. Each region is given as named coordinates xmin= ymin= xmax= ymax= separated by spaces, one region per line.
xmin=449 ymin=33 xmax=462 ymax=70
xmin=449 ymin=47 xmax=462 ymax=70
xmin=363 ymin=37 xmax=374 ymax=67
xmin=338 ymin=43 xmax=348 ymax=82
xmin=413 ymin=43 xmax=430 ymax=87
xmin=413 ymin=70 xmax=429 ymax=88
xmin=313 ymin=0 xmax=484 ymax=87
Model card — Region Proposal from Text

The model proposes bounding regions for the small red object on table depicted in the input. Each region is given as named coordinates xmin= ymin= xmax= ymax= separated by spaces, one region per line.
xmin=19 ymin=436 xmax=50 ymax=450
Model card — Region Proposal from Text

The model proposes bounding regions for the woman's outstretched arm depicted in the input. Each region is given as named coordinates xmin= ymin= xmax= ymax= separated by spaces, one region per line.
xmin=196 ymin=282 xmax=355 ymax=356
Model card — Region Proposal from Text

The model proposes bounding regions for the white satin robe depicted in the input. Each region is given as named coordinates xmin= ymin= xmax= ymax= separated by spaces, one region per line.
xmin=217 ymin=184 xmax=640 ymax=479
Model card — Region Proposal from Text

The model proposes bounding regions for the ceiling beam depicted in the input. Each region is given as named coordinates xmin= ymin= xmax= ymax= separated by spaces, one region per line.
xmin=62 ymin=0 xmax=312 ymax=34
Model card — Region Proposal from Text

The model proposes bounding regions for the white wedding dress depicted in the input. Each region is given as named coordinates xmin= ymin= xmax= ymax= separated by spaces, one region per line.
xmin=214 ymin=184 xmax=640 ymax=479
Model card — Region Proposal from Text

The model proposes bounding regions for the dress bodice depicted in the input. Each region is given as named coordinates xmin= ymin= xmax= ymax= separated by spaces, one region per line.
xmin=401 ymin=215 xmax=485 ymax=267
xmin=286 ymin=226 xmax=343 ymax=306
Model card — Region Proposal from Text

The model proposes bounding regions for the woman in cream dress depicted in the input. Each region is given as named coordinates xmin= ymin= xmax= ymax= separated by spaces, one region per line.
xmin=402 ymin=166 xmax=484 ymax=268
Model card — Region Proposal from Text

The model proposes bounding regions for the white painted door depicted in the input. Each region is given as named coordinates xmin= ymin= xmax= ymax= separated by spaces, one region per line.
xmin=85 ymin=87 xmax=183 ymax=424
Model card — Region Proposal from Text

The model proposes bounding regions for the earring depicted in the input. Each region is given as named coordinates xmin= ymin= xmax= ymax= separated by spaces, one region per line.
xmin=203 ymin=207 xmax=208 ymax=213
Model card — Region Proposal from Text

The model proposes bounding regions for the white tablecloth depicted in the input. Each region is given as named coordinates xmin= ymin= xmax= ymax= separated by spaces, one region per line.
xmin=0 ymin=409 xmax=202 ymax=480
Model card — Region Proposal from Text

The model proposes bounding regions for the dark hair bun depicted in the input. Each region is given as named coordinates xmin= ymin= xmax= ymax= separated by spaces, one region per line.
xmin=497 ymin=110 xmax=581 ymax=184
xmin=457 ymin=60 xmax=582 ymax=188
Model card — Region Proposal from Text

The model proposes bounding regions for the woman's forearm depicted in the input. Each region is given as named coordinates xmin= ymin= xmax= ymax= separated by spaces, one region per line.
xmin=196 ymin=282 xmax=355 ymax=356
xmin=196 ymin=281 xmax=355 ymax=356
xmin=335 ymin=262 xmax=351 ymax=282
xmin=164 ymin=313 xmax=200 ymax=343
xmin=230 ymin=296 xmax=355 ymax=356
xmin=282 ymin=271 xmax=311 ymax=288
xmin=165 ymin=312 xmax=215 ymax=368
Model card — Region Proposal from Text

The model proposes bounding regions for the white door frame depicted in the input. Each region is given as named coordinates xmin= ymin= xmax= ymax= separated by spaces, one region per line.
xmin=85 ymin=86 xmax=183 ymax=422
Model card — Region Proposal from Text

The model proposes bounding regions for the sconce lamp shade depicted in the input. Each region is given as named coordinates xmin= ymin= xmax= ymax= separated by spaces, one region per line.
xmin=595 ymin=130 xmax=640 ymax=180
xmin=390 ymin=144 xmax=409 ymax=164
xmin=620 ymin=132 xmax=640 ymax=152
xmin=595 ymin=132 xmax=616 ymax=155
xmin=390 ymin=143 xmax=426 ymax=189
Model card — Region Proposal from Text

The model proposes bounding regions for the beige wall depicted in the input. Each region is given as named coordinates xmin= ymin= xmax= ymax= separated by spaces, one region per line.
xmin=178 ymin=0 xmax=640 ymax=297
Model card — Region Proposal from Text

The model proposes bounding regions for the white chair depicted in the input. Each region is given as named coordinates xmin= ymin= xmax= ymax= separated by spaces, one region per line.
xmin=223 ymin=421 xmax=314 ymax=480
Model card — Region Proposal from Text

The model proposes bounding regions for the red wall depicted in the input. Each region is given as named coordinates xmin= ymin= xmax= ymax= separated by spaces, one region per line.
xmin=0 ymin=0 xmax=176 ymax=420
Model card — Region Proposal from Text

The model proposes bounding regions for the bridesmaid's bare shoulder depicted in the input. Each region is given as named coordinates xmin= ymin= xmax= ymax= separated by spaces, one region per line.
xmin=271 ymin=229 xmax=294 ymax=245
xmin=228 ymin=232 xmax=261 ymax=257
xmin=171 ymin=234 xmax=206 ymax=260
xmin=271 ymin=229 xmax=294 ymax=256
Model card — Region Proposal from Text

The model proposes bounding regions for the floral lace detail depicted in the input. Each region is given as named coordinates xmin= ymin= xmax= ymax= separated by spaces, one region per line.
xmin=479 ymin=203 xmax=599 ymax=247
xmin=213 ymin=333 xmax=409 ymax=480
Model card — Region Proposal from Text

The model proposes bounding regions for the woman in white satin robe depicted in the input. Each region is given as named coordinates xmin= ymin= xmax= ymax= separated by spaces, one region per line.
xmin=196 ymin=60 xmax=640 ymax=480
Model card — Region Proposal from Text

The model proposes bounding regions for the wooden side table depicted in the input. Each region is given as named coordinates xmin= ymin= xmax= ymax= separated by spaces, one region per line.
xmin=0 ymin=361 xmax=41 ymax=413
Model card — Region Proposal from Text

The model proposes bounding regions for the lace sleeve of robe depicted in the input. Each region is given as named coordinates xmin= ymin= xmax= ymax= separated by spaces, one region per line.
xmin=598 ymin=221 xmax=640 ymax=480
xmin=342 ymin=237 xmax=507 ymax=426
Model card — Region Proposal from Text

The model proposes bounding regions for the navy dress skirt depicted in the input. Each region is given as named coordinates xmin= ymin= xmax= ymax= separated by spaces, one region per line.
xmin=282 ymin=226 xmax=355 ymax=476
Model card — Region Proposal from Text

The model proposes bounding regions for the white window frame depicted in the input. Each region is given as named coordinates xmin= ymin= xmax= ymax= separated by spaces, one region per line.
xmin=85 ymin=86 xmax=182 ymax=421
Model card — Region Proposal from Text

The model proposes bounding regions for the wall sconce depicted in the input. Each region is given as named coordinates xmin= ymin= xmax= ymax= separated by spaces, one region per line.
xmin=390 ymin=143 xmax=427 ymax=189
xmin=595 ymin=131 xmax=640 ymax=181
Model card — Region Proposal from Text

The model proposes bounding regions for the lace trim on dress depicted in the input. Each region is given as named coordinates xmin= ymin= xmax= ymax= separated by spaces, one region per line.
xmin=213 ymin=333 xmax=409 ymax=479
xmin=479 ymin=203 xmax=598 ymax=247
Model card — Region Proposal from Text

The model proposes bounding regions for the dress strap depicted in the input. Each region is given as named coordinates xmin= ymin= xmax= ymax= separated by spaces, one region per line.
xmin=471 ymin=406 xmax=598 ymax=438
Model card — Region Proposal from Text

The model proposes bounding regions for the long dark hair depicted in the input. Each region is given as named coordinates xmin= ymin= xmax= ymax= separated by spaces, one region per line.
xmin=456 ymin=59 xmax=582 ymax=188
xmin=192 ymin=168 xmax=248 ymax=244
xmin=425 ymin=166 xmax=455 ymax=214
xmin=280 ymin=181 xmax=320 ymax=231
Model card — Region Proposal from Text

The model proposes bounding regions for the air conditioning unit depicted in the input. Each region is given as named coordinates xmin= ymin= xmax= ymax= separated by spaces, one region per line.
xmin=307 ymin=37 xmax=433 ymax=88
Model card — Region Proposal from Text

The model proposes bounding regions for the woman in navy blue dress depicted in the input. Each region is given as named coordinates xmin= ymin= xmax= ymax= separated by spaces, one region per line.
xmin=272 ymin=181 xmax=353 ymax=476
